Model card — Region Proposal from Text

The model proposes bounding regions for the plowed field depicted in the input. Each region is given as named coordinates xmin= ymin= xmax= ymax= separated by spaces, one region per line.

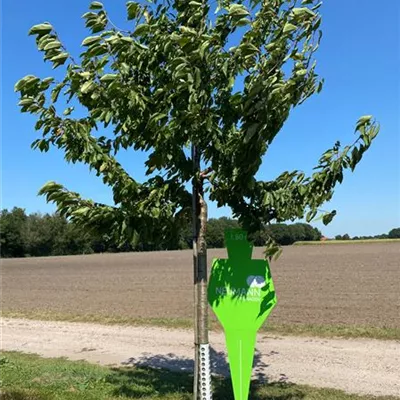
xmin=2 ymin=243 xmax=399 ymax=328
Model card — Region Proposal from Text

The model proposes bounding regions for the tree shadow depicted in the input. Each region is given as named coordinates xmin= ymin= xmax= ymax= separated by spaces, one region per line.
xmin=107 ymin=348 xmax=304 ymax=399
xmin=1 ymin=352 xmax=303 ymax=400
xmin=121 ymin=346 xmax=269 ymax=379
xmin=0 ymin=390 xmax=51 ymax=400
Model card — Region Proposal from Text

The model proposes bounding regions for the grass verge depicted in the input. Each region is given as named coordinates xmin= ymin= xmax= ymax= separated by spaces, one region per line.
xmin=294 ymin=239 xmax=400 ymax=245
xmin=1 ymin=351 xmax=398 ymax=400
xmin=3 ymin=310 xmax=400 ymax=341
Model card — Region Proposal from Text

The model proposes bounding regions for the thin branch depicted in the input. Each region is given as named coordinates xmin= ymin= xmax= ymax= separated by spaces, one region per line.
xmin=200 ymin=167 xmax=213 ymax=179
xmin=107 ymin=15 xmax=131 ymax=34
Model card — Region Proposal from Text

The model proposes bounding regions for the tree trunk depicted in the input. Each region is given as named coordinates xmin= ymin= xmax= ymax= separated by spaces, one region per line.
xmin=192 ymin=145 xmax=212 ymax=400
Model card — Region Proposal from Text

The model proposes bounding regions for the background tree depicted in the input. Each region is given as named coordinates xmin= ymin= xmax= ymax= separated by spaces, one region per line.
xmin=335 ymin=233 xmax=350 ymax=241
xmin=0 ymin=209 xmax=95 ymax=257
xmin=0 ymin=208 xmax=27 ymax=258
xmin=388 ymin=228 xmax=400 ymax=239
xmin=16 ymin=0 xmax=379 ymax=397
xmin=207 ymin=217 xmax=240 ymax=248
xmin=0 ymin=210 xmax=323 ymax=256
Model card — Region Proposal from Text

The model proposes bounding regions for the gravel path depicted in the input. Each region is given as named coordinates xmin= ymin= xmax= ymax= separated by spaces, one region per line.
xmin=1 ymin=318 xmax=399 ymax=397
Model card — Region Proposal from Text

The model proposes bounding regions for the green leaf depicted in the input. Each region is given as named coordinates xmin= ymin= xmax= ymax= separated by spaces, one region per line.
xmin=296 ymin=69 xmax=307 ymax=77
xmin=121 ymin=36 xmax=133 ymax=43
xmin=15 ymin=76 xmax=34 ymax=92
xmin=355 ymin=115 xmax=372 ymax=132
xmin=18 ymin=98 xmax=35 ymax=106
xmin=265 ymin=43 xmax=276 ymax=51
xmin=82 ymin=36 xmax=102 ymax=46
xmin=89 ymin=1 xmax=103 ymax=10
xmin=100 ymin=74 xmax=118 ymax=82
xmin=42 ymin=77 xmax=54 ymax=85
xmin=306 ymin=209 xmax=317 ymax=222
xmin=222 ymin=60 xmax=228 ymax=77
xmin=263 ymin=237 xmax=282 ymax=261
xmin=317 ymin=79 xmax=324 ymax=93
xmin=37 ymin=36 xmax=54 ymax=50
xmin=50 ymin=52 xmax=69 ymax=64
xmin=369 ymin=124 xmax=380 ymax=140
xmin=298 ymin=186 xmax=307 ymax=196
xmin=228 ymin=4 xmax=250 ymax=17
xmin=133 ymin=24 xmax=150 ymax=36
xmin=119 ymin=62 xmax=130 ymax=74
xmin=292 ymin=7 xmax=316 ymax=18
xmin=234 ymin=17 xmax=251 ymax=27
xmin=81 ymin=80 xmax=96 ymax=94
xmin=199 ymin=41 xmax=209 ymax=59
xmin=151 ymin=208 xmax=160 ymax=218
xmin=79 ymin=72 xmax=92 ymax=79
xmin=179 ymin=26 xmax=196 ymax=35
xmin=127 ymin=2 xmax=140 ymax=20
xmin=350 ymin=147 xmax=361 ymax=170
xmin=29 ymin=23 xmax=53 ymax=35
xmin=90 ymin=18 xmax=108 ymax=33
xmin=283 ymin=23 xmax=297 ymax=34
xmin=322 ymin=210 xmax=336 ymax=225
xmin=243 ymin=123 xmax=259 ymax=144
xmin=63 ymin=107 xmax=74 ymax=116
xmin=51 ymin=83 xmax=64 ymax=102
xmin=150 ymin=113 xmax=167 ymax=125
xmin=38 ymin=140 xmax=49 ymax=152
xmin=14 ymin=75 xmax=40 ymax=92
xmin=73 ymin=207 xmax=91 ymax=216
xmin=239 ymin=42 xmax=259 ymax=56
xmin=100 ymin=163 xmax=107 ymax=172
xmin=44 ymin=41 xmax=61 ymax=50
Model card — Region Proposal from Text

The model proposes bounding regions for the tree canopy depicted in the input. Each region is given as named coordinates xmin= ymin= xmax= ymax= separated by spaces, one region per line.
xmin=388 ymin=228 xmax=400 ymax=239
xmin=15 ymin=0 xmax=379 ymax=258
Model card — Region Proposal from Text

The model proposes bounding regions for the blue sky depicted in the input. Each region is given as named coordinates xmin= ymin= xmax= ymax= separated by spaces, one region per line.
xmin=1 ymin=0 xmax=399 ymax=237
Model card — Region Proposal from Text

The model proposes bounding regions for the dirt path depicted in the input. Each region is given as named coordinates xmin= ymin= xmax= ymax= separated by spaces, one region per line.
xmin=1 ymin=318 xmax=399 ymax=397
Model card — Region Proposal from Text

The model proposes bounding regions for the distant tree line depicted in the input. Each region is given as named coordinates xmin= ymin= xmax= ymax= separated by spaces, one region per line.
xmin=335 ymin=228 xmax=400 ymax=241
xmin=206 ymin=217 xmax=322 ymax=247
xmin=0 ymin=208 xmax=323 ymax=258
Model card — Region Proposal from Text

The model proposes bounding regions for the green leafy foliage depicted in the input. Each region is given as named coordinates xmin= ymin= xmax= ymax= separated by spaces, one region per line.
xmin=16 ymin=0 xmax=379 ymax=258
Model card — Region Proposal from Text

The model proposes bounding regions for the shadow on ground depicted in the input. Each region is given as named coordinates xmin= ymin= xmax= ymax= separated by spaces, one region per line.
xmin=1 ymin=350 xmax=303 ymax=400
xmin=107 ymin=347 xmax=299 ymax=399
xmin=0 ymin=390 xmax=53 ymax=400
xmin=121 ymin=346 xmax=280 ymax=381
xmin=107 ymin=364 xmax=302 ymax=400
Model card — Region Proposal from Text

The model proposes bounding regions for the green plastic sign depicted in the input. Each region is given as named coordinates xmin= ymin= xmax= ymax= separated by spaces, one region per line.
xmin=208 ymin=229 xmax=277 ymax=400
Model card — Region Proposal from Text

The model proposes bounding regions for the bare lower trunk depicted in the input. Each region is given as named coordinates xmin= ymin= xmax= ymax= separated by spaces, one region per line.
xmin=192 ymin=146 xmax=211 ymax=400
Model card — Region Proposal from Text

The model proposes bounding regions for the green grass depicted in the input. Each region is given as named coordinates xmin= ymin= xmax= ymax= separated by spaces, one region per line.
xmin=4 ymin=310 xmax=400 ymax=341
xmin=260 ymin=323 xmax=400 ymax=341
xmin=294 ymin=239 xmax=400 ymax=245
xmin=1 ymin=351 xmax=398 ymax=400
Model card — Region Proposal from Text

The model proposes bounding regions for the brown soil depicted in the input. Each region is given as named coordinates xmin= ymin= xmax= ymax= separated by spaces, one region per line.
xmin=2 ymin=243 xmax=400 ymax=328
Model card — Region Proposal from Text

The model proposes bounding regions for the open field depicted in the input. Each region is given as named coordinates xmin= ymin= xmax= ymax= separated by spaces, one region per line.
xmin=294 ymin=239 xmax=400 ymax=245
xmin=3 ymin=351 xmax=398 ymax=400
xmin=2 ymin=242 xmax=400 ymax=338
